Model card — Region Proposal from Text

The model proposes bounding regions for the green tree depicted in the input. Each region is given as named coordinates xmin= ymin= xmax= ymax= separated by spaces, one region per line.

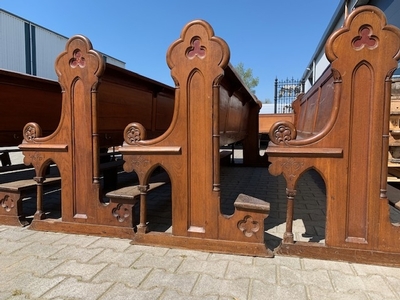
xmin=235 ymin=62 xmax=259 ymax=94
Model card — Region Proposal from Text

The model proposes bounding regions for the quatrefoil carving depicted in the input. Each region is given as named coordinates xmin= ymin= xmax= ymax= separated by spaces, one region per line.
xmin=352 ymin=26 xmax=377 ymax=50
xmin=187 ymin=38 xmax=206 ymax=59
xmin=237 ymin=215 xmax=259 ymax=237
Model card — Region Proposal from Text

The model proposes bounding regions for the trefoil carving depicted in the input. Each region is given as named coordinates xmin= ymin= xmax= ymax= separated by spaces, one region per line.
xmin=352 ymin=26 xmax=378 ymax=50
xmin=187 ymin=38 xmax=206 ymax=59
xmin=70 ymin=50 xmax=86 ymax=68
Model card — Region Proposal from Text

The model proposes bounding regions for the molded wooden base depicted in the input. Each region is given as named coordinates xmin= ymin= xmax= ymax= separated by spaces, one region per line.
xmin=0 ymin=215 xmax=28 ymax=227
xmin=29 ymin=219 xmax=135 ymax=239
xmin=276 ymin=242 xmax=400 ymax=267
xmin=133 ymin=232 xmax=274 ymax=257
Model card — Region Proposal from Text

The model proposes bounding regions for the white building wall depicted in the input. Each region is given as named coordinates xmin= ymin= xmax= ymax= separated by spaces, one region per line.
xmin=0 ymin=11 xmax=26 ymax=73
xmin=35 ymin=26 xmax=67 ymax=80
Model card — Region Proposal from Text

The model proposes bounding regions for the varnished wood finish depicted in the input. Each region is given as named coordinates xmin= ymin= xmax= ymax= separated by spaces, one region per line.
xmin=0 ymin=69 xmax=61 ymax=147
xmin=259 ymin=113 xmax=294 ymax=134
xmin=119 ymin=20 xmax=272 ymax=256
xmin=267 ymin=6 xmax=400 ymax=265
xmin=17 ymin=36 xmax=175 ymax=237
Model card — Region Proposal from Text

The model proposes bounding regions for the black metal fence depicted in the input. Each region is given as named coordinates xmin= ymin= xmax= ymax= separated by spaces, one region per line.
xmin=274 ymin=78 xmax=304 ymax=113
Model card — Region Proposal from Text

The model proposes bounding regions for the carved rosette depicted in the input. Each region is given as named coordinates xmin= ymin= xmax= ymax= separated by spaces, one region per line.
xmin=269 ymin=121 xmax=297 ymax=145
xmin=23 ymin=122 xmax=42 ymax=142
xmin=0 ymin=195 xmax=14 ymax=212
xmin=112 ymin=203 xmax=130 ymax=223
xmin=124 ymin=123 xmax=147 ymax=145
xmin=237 ymin=215 xmax=260 ymax=237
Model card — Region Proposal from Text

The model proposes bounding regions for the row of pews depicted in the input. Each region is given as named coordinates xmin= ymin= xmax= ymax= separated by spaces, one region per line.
xmin=1 ymin=5 xmax=400 ymax=265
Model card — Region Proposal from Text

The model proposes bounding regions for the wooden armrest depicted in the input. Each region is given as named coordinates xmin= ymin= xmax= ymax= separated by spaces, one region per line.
xmin=266 ymin=147 xmax=343 ymax=158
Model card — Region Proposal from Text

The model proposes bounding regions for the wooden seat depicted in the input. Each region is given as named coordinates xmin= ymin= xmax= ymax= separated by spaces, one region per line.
xmin=0 ymin=177 xmax=61 ymax=226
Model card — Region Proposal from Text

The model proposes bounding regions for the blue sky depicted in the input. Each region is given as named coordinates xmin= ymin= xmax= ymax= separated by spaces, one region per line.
xmin=0 ymin=1 xmax=339 ymax=101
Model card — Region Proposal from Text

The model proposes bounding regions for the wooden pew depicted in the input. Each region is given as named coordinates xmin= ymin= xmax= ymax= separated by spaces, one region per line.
xmin=117 ymin=20 xmax=272 ymax=257
xmin=0 ymin=69 xmax=62 ymax=148
xmin=259 ymin=113 xmax=294 ymax=135
xmin=17 ymin=35 xmax=175 ymax=237
xmin=266 ymin=6 xmax=400 ymax=266
xmin=0 ymin=71 xmax=62 ymax=224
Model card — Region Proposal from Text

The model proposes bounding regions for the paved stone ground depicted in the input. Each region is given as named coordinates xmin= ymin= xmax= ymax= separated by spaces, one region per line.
xmin=1 ymin=224 xmax=400 ymax=300
xmin=1 ymin=149 xmax=400 ymax=299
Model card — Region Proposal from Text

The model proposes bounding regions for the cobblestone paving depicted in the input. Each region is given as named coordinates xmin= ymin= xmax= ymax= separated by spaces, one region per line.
xmin=1 ymin=225 xmax=400 ymax=300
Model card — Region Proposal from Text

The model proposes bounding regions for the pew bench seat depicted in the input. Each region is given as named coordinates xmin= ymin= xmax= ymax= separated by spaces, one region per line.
xmin=105 ymin=171 xmax=170 ymax=205
xmin=0 ymin=176 xmax=61 ymax=226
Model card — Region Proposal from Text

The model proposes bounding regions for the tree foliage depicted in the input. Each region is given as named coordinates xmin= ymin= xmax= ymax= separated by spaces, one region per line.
xmin=235 ymin=62 xmax=259 ymax=94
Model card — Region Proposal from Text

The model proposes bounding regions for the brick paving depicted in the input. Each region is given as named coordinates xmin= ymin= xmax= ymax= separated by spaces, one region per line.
xmin=1 ymin=225 xmax=400 ymax=299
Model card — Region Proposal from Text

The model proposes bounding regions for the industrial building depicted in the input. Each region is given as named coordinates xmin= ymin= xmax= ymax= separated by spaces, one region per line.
xmin=0 ymin=9 xmax=125 ymax=81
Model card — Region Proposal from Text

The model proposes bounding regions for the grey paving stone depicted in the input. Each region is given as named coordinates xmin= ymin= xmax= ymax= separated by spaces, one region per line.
xmin=0 ymin=252 xmax=30 ymax=269
xmin=99 ymin=283 xmax=164 ymax=300
xmin=56 ymin=232 xmax=101 ymax=247
xmin=352 ymin=262 xmax=400 ymax=278
xmin=141 ymin=269 xmax=199 ymax=295
xmin=11 ymin=240 xmax=67 ymax=258
xmin=386 ymin=276 xmax=400 ymax=296
xmin=160 ymin=290 xmax=219 ymax=300
xmin=132 ymin=252 xmax=184 ymax=272
xmin=4 ymin=255 xmax=65 ymax=277
xmin=49 ymin=244 xmax=104 ymax=263
xmin=18 ymin=230 xmax=65 ymax=244
xmin=329 ymin=270 xmax=368 ymax=293
xmin=302 ymin=257 xmax=355 ymax=274
xmin=41 ymin=277 xmax=113 ymax=300
xmin=92 ymin=263 xmax=152 ymax=287
xmin=250 ymin=280 xmax=307 ymax=300
xmin=1 ymin=273 xmax=65 ymax=299
xmin=359 ymin=274 xmax=398 ymax=298
xmin=225 ymin=260 xmax=276 ymax=284
xmin=45 ymin=260 xmax=108 ymax=281
xmin=164 ymin=247 xmax=210 ymax=260
xmin=192 ymin=273 xmax=250 ymax=299
xmin=125 ymin=244 xmax=169 ymax=256
xmin=365 ymin=291 xmax=399 ymax=300
xmin=89 ymin=248 xmax=143 ymax=268
xmin=255 ymin=255 xmax=302 ymax=270
xmin=0 ymin=239 xmax=32 ymax=254
xmin=308 ymin=285 xmax=369 ymax=300
xmin=86 ymin=236 xmax=132 ymax=252
xmin=0 ymin=226 xmax=37 ymax=241
xmin=279 ymin=265 xmax=334 ymax=291
xmin=176 ymin=256 xmax=229 ymax=279
xmin=207 ymin=252 xmax=254 ymax=265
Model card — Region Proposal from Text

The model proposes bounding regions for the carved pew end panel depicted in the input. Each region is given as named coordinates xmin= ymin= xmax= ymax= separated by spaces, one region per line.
xmin=267 ymin=5 xmax=400 ymax=264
